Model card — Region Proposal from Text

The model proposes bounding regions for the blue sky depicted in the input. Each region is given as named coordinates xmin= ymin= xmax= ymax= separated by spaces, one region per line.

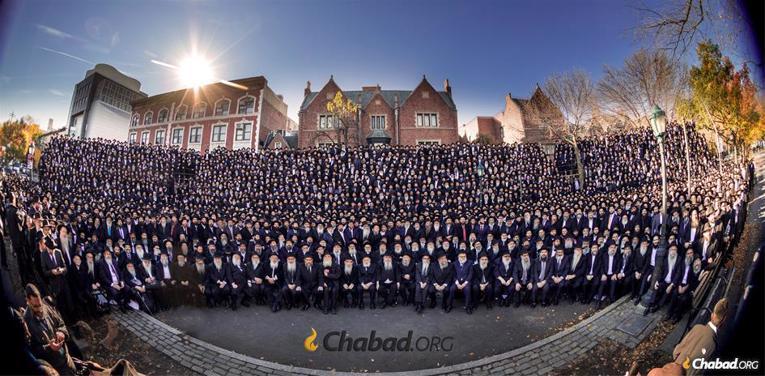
xmin=0 ymin=0 xmax=757 ymax=129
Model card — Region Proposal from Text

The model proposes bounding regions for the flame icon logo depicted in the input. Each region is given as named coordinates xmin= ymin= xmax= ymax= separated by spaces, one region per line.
xmin=304 ymin=328 xmax=318 ymax=352
xmin=683 ymin=357 xmax=691 ymax=369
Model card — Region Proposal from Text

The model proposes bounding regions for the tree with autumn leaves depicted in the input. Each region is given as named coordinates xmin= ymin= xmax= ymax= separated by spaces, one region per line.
xmin=0 ymin=117 xmax=43 ymax=163
xmin=320 ymin=91 xmax=360 ymax=146
xmin=678 ymin=40 xmax=764 ymax=163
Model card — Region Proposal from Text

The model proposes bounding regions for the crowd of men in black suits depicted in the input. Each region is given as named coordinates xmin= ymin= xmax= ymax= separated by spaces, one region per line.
xmin=0 ymin=123 xmax=752 ymax=323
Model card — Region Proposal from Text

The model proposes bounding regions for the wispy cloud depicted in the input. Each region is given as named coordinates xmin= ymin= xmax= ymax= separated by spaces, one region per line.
xmin=144 ymin=50 xmax=158 ymax=58
xmin=39 ymin=47 xmax=93 ymax=65
xmin=110 ymin=32 xmax=120 ymax=48
xmin=48 ymin=89 xmax=66 ymax=97
xmin=19 ymin=89 xmax=33 ymax=94
xmin=35 ymin=24 xmax=78 ymax=40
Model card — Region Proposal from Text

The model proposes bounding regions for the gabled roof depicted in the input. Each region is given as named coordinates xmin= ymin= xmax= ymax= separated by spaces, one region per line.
xmin=299 ymin=78 xmax=456 ymax=112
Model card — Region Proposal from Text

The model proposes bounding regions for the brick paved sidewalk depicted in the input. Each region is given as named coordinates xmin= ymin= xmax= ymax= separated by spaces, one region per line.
xmin=113 ymin=296 xmax=659 ymax=376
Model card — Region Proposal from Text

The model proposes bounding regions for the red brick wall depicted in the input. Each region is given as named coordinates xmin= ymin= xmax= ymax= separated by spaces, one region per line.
xmin=360 ymin=92 xmax=395 ymax=144
xmin=128 ymin=77 xmax=288 ymax=152
xmin=298 ymin=79 xmax=343 ymax=149
xmin=398 ymin=80 xmax=459 ymax=145
xmin=299 ymin=78 xmax=459 ymax=148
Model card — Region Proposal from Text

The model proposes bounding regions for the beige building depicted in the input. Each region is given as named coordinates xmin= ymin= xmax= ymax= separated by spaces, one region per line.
xmin=461 ymin=86 xmax=563 ymax=150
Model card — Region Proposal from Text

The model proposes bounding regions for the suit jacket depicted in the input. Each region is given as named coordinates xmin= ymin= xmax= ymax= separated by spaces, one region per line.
xmin=453 ymin=260 xmax=473 ymax=283
xmin=263 ymin=262 xmax=284 ymax=287
xmin=600 ymin=254 xmax=622 ymax=276
xmin=41 ymin=250 xmax=67 ymax=280
xmin=282 ymin=265 xmax=301 ymax=286
xmin=96 ymin=260 xmax=122 ymax=286
xmin=298 ymin=263 xmax=323 ymax=288
xmin=673 ymin=323 xmax=717 ymax=376
xmin=583 ymin=252 xmax=603 ymax=277
xmin=472 ymin=264 xmax=494 ymax=285
xmin=513 ymin=260 xmax=535 ymax=285
xmin=378 ymin=263 xmax=398 ymax=285
xmin=432 ymin=263 xmax=454 ymax=286
xmin=533 ymin=258 xmax=553 ymax=283
xmin=567 ymin=254 xmax=586 ymax=279
xmin=340 ymin=265 xmax=360 ymax=285
xmin=204 ymin=264 xmax=228 ymax=288
xmin=551 ymin=256 xmax=569 ymax=277
xmin=227 ymin=263 xmax=247 ymax=287
xmin=415 ymin=262 xmax=434 ymax=285
xmin=494 ymin=261 xmax=514 ymax=282
xmin=358 ymin=264 xmax=377 ymax=284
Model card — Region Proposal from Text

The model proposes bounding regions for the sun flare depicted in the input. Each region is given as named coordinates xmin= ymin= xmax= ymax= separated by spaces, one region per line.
xmin=177 ymin=54 xmax=214 ymax=88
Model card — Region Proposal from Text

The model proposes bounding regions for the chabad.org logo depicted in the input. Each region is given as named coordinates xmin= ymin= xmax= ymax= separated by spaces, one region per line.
xmin=304 ymin=328 xmax=319 ymax=352
xmin=683 ymin=348 xmax=759 ymax=371
xmin=302 ymin=327 xmax=454 ymax=352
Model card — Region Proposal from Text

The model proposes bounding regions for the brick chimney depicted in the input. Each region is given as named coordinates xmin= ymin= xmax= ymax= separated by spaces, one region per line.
xmin=444 ymin=79 xmax=451 ymax=97
xmin=362 ymin=84 xmax=381 ymax=93
xmin=304 ymin=81 xmax=311 ymax=97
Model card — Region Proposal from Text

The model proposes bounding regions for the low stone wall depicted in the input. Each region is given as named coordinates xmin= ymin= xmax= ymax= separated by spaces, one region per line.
xmin=113 ymin=296 xmax=659 ymax=376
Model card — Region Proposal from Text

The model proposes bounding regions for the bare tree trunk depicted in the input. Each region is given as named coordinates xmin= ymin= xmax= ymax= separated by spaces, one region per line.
xmin=682 ymin=123 xmax=692 ymax=194
xmin=713 ymin=122 xmax=723 ymax=174
xmin=572 ymin=140 xmax=585 ymax=190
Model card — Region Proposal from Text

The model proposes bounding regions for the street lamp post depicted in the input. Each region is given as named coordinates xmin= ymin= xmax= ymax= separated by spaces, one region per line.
xmin=639 ymin=105 xmax=668 ymax=314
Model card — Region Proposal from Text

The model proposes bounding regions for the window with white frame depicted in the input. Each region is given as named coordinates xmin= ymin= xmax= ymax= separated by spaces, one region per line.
xmin=370 ymin=115 xmax=386 ymax=130
xmin=274 ymin=141 xmax=283 ymax=149
xmin=155 ymin=129 xmax=166 ymax=145
xmin=317 ymin=141 xmax=333 ymax=148
xmin=211 ymin=124 xmax=226 ymax=143
xmin=192 ymin=104 xmax=206 ymax=119
xmin=416 ymin=113 xmax=438 ymax=128
xmin=157 ymin=109 xmax=169 ymax=123
xmin=188 ymin=127 xmax=202 ymax=144
xmin=175 ymin=105 xmax=188 ymax=121
xmin=318 ymin=114 xmax=336 ymax=130
xmin=130 ymin=114 xmax=139 ymax=127
xmin=143 ymin=112 xmax=153 ymax=125
xmin=171 ymin=128 xmax=183 ymax=145
xmin=128 ymin=132 xmax=137 ymax=144
xmin=417 ymin=140 xmax=440 ymax=146
xmin=141 ymin=131 xmax=149 ymax=144
xmin=215 ymin=99 xmax=230 ymax=116
xmin=238 ymin=96 xmax=255 ymax=114
xmin=235 ymin=122 xmax=252 ymax=141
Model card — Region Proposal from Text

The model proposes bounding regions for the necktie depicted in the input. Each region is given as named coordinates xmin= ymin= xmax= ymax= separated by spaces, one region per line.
xmin=50 ymin=253 xmax=56 ymax=267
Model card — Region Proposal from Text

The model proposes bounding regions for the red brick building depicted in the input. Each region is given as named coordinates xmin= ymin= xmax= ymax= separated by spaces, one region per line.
xmin=298 ymin=76 xmax=459 ymax=148
xmin=128 ymin=76 xmax=291 ymax=152
xmin=460 ymin=86 xmax=563 ymax=151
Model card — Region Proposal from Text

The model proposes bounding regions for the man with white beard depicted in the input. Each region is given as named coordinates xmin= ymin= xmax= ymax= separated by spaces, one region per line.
xmin=665 ymin=248 xmax=700 ymax=323
xmin=264 ymin=253 xmax=284 ymax=312
xmin=281 ymin=254 xmax=301 ymax=310
xmin=414 ymin=253 xmax=434 ymax=313
xmin=378 ymin=253 xmax=398 ymax=308
xmin=339 ymin=257 xmax=360 ymax=308
xmin=358 ymin=254 xmax=377 ymax=309
xmin=244 ymin=253 xmax=264 ymax=306
xmin=646 ymin=245 xmax=683 ymax=314
xmin=96 ymin=249 xmax=128 ymax=312
xmin=320 ymin=252 xmax=340 ymax=314
xmin=191 ymin=257 xmax=207 ymax=306
xmin=494 ymin=252 xmax=514 ymax=306
xmin=203 ymin=253 xmax=230 ymax=308
xmin=397 ymin=253 xmax=416 ymax=306
xmin=513 ymin=251 xmax=535 ymax=307
xmin=471 ymin=252 xmax=494 ymax=310
xmin=451 ymin=249 xmax=473 ymax=314
xmin=227 ymin=252 xmax=247 ymax=310
xmin=123 ymin=260 xmax=155 ymax=313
